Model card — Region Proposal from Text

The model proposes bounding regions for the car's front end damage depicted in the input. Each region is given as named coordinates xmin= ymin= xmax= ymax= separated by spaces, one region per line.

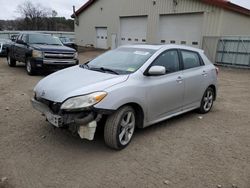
xmin=30 ymin=66 xmax=129 ymax=140
xmin=31 ymin=93 xmax=112 ymax=140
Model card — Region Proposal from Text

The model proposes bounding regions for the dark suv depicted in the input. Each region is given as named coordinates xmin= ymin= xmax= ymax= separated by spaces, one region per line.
xmin=7 ymin=33 xmax=79 ymax=75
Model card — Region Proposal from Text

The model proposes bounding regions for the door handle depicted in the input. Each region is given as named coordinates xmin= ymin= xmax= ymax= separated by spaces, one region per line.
xmin=176 ymin=76 xmax=183 ymax=83
xmin=202 ymin=70 xmax=208 ymax=77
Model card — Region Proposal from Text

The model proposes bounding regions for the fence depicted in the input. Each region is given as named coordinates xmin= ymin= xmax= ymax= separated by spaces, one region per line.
xmin=0 ymin=31 xmax=75 ymax=41
xmin=202 ymin=36 xmax=250 ymax=68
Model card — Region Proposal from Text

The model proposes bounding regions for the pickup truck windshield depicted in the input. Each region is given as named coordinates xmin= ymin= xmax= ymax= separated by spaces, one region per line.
xmin=29 ymin=34 xmax=62 ymax=45
xmin=87 ymin=47 xmax=156 ymax=74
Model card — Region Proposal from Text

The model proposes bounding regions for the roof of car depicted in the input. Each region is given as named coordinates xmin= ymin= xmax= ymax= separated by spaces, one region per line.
xmin=121 ymin=44 xmax=164 ymax=50
xmin=120 ymin=44 xmax=204 ymax=53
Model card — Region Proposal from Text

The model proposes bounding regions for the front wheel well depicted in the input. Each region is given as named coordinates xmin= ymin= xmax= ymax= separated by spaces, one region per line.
xmin=118 ymin=103 xmax=144 ymax=129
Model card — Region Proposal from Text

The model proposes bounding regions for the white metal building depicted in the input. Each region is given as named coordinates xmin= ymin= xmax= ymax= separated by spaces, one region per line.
xmin=72 ymin=0 xmax=250 ymax=50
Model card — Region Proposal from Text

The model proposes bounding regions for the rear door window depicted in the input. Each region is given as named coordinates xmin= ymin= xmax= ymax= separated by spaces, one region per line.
xmin=181 ymin=50 xmax=202 ymax=70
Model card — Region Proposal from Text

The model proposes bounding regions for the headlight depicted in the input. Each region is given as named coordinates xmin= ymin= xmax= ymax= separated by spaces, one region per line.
xmin=74 ymin=52 xmax=78 ymax=59
xmin=61 ymin=92 xmax=107 ymax=110
xmin=32 ymin=50 xmax=43 ymax=58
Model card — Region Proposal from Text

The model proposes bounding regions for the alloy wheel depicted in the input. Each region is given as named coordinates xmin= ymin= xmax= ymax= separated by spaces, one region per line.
xmin=119 ymin=111 xmax=135 ymax=146
xmin=203 ymin=90 xmax=214 ymax=112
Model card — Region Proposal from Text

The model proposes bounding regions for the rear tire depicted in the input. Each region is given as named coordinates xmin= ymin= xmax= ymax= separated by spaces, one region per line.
xmin=26 ymin=58 xmax=36 ymax=75
xmin=7 ymin=52 xmax=16 ymax=67
xmin=198 ymin=87 xmax=215 ymax=114
xmin=104 ymin=106 xmax=136 ymax=150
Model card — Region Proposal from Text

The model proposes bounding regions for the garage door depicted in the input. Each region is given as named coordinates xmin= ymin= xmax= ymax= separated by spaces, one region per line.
xmin=120 ymin=17 xmax=147 ymax=46
xmin=96 ymin=27 xmax=108 ymax=49
xmin=159 ymin=13 xmax=203 ymax=48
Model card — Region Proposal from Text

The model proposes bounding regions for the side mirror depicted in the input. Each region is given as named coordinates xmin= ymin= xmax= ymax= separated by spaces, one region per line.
xmin=11 ymin=36 xmax=17 ymax=42
xmin=147 ymin=66 xmax=166 ymax=76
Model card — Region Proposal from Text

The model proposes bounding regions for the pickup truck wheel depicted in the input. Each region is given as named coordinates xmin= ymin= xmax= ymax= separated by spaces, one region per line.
xmin=7 ymin=52 xmax=16 ymax=67
xmin=26 ymin=58 xmax=36 ymax=75
xmin=104 ymin=106 xmax=136 ymax=150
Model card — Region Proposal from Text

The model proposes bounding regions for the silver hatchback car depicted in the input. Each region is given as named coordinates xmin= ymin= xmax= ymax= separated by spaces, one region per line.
xmin=32 ymin=44 xmax=218 ymax=150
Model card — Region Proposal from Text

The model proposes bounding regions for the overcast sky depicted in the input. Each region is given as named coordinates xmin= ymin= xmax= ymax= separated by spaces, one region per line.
xmin=0 ymin=0 xmax=249 ymax=20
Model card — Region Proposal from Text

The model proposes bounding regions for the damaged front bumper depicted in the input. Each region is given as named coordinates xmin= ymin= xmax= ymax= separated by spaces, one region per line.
xmin=31 ymin=98 xmax=103 ymax=140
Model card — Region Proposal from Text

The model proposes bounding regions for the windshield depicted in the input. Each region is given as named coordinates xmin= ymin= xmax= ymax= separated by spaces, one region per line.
xmin=87 ymin=47 xmax=156 ymax=74
xmin=29 ymin=34 xmax=62 ymax=45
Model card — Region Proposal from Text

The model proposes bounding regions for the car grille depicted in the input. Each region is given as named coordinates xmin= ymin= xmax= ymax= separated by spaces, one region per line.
xmin=36 ymin=97 xmax=61 ymax=114
xmin=44 ymin=52 xmax=75 ymax=60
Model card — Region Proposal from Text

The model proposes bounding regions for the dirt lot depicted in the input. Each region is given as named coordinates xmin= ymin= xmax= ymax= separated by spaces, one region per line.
xmin=0 ymin=52 xmax=250 ymax=188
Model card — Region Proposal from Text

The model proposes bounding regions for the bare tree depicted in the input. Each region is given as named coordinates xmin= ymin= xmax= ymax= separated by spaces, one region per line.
xmin=16 ymin=0 xmax=51 ymax=30
xmin=8 ymin=0 xmax=74 ymax=31
xmin=52 ymin=10 xmax=58 ymax=17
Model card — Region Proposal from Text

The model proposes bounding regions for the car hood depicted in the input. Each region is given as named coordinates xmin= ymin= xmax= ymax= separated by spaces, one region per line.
xmin=34 ymin=66 xmax=129 ymax=102
xmin=31 ymin=44 xmax=75 ymax=52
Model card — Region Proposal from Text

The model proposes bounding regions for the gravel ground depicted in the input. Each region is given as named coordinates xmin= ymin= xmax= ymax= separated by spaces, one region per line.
xmin=0 ymin=52 xmax=250 ymax=188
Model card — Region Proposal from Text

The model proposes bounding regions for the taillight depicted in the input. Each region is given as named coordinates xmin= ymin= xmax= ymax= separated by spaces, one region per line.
xmin=215 ymin=66 xmax=219 ymax=76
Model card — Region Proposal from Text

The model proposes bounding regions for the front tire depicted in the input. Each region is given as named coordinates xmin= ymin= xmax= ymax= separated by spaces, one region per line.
xmin=199 ymin=87 xmax=215 ymax=114
xmin=104 ymin=106 xmax=136 ymax=150
xmin=26 ymin=58 xmax=36 ymax=75
xmin=7 ymin=52 xmax=16 ymax=67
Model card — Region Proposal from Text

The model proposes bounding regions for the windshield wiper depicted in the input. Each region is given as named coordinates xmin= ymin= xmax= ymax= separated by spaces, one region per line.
xmin=79 ymin=64 xmax=89 ymax=69
xmin=98 ymin=67 xmax=119 ymax=75
xmin=90 ymin=66 xmax=119 ymax=75
xmin=80 ymin=64 xmax=119 ymax=75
